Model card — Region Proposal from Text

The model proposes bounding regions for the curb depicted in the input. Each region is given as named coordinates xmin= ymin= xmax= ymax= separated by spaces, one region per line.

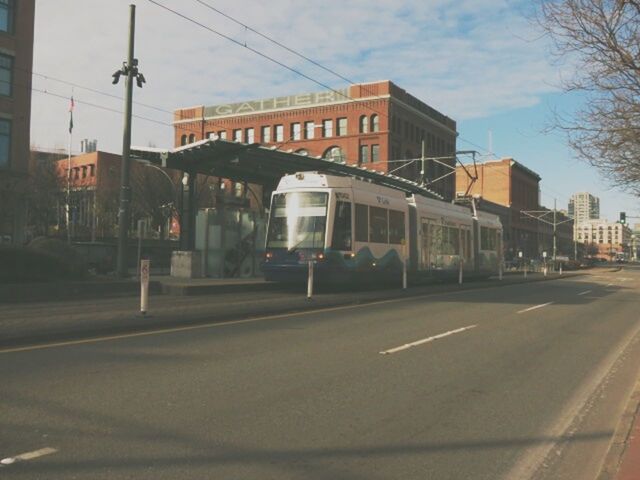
xmin=597 ymin=374 xmax=640 ymax=480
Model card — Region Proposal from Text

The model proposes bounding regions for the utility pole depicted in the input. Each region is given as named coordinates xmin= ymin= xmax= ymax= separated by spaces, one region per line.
xmin=521 ymin=200 xmax=574 ymax=266
xmin=113 ymin=4 xmax=145 ymax=278
xmin=553 ymin=198 xmax=557 ymax=263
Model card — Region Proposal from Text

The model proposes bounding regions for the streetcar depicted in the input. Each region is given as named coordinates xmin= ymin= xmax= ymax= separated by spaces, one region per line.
xmin=262 ymin=172 xmax=502 ymax=282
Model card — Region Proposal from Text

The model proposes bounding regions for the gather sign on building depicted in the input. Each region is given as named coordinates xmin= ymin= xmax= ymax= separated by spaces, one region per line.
xmin=203 ymin=88 xmax=350 ymax=118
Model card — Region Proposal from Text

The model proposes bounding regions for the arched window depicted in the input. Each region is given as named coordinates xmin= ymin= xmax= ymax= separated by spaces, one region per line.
xmin=180 ymin=134 xmax=187 ymax=146
xmin=370 ymin=114 xmax=379 ymax=132
xmin=323 ymin=146 xmax=345 ymax=163
xmin=295 ymin=148 xmax=309 ymax=156
xmin=359 ymin=115 xmax=368 ymax=134
xmin=188 ymin=134 xmax=196 ymax=143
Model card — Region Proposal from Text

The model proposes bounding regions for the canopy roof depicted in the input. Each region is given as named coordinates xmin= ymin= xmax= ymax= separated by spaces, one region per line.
xmin=130 ymin=139 xmax=442 ymax=200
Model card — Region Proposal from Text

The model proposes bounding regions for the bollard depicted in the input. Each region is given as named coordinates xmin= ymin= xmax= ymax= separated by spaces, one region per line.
xmin=458 ymin=259 xmax=463 ymax=285
xmin=402 ymin=259 xmax=407 ymax=290
xmin=559 ymin=263 xmax=563 ymax=275
xmin=307 ymin=260 xmax=314 ymax=299
xmin=499 ymin=261 xmax=503 ymax=281
xmin=544 ymin=263 xmax=548 ymax=277
xmin=524 ymin=264 xmax=528 ymax=279
xmin=140 ymin=259 xmax=150 ymax=315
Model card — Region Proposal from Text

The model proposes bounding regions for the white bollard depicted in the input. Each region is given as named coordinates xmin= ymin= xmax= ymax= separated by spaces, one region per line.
xmin=458 ymin=259 xmax=463 ymax=285
xmin=140 ymin=259 xmax=150 ymax=315
xmin=544 ymin=264 xmax=548 ymax=277
xmin=559 ymin=263 xmax=563 ymax=275
xmin=402 ymin=259 xmax=407 ymax=290
xmin=307 ymin=260 xmax=314 ymax=299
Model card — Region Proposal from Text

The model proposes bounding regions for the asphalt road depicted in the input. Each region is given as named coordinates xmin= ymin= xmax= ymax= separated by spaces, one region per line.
xmin=2 ymin=267 xmax=640 ymax=479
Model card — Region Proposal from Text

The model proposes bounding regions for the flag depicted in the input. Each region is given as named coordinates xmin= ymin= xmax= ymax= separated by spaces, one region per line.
xmin=68 ymin=96 xmax=74 ymax=134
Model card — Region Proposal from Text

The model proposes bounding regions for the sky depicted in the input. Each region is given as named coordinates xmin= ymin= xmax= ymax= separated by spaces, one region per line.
xmin=30 ymin=0 xmax=639 ymax=222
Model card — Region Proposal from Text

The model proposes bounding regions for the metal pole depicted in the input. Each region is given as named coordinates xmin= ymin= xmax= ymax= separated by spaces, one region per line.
xmin=402 ymin=258 xmax=407 ymax=289
xmin=553 ymin=198 xmax=557 ymax=268
xmin=116 ymin=4 xmax=136 ymax=278
xmin=66 ymin=127 xmax=72 ymax=245
xmin=140 ymin=258 xmax=149 ymax=315
xmin=458 ymin=259 xmax=463 ymax=285
xmin=136 ymin=218 xmax=143 ymax=279
xmin=307 ymin=260 xmax=314 ymax=299
xmin=524 ymin=262 xmax=528 ymax=279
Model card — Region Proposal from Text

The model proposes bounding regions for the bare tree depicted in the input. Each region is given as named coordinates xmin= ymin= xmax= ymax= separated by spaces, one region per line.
xmin=536 ymin=0 xmax=640 ymax=193
xmin=131 ymin=167 xmax=179 ymax=240
xmin=27 ymin=158 xmax=63 ymax=237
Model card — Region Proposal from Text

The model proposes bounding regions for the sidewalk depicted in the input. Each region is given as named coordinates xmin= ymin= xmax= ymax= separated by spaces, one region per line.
xmin=605 ymin=375 xmax=640 ymax=480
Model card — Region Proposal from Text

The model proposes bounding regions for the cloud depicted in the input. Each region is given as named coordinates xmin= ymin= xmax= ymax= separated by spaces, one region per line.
xmin=31 ymin=0 xmax=560 ymax=153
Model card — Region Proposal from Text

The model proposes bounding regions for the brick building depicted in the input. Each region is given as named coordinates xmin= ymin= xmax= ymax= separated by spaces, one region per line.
xmin=456 ymin=157 xmax=544 ymax=259
xmin=173 ymin=80 xmax=458 ymax=200
xmin=0 ymin=0 xmax=35 ymax=243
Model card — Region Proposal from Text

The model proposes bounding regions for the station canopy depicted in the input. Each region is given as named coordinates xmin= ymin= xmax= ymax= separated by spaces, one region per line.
xmin=130 ymin=138 xmax=442 ymax=199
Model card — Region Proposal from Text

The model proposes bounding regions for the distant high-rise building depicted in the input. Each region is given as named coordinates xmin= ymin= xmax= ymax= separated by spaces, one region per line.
xmin=568 ymin=192 xmax=600 ymax=225
xmin=80 ymin=139 xmax=98 ymax=154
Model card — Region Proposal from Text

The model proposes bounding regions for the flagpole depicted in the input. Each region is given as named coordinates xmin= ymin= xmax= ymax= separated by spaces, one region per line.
xmin=66 ymin=94 xmax=74 ymax=244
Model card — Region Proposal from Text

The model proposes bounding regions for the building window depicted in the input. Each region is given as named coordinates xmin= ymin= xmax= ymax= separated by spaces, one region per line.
xmin=359 ymin=145 xmax=368 ymax=164
xmin=219 ymin=130 xmax=227 ymax=140
xmin=0 ymin=118 xmax=9 ymax=168
xmin=261 ymin=126 xmax=271 ymax=143
xmin=360 ymin=115 xmax=368 ymax=134
xmin=304 ymin=121 xmax=314 ymax=139
xmin=371 ymin=144 xmax=379 ymax=162
xmin=323 ymin=146 xmax=345 ymax=163
xmin=189 ymin=133 xmax=196 ymax=143
xmin=291 ymin=122 xmax=301 ymax=141
xmin=295 ymin=148 xmax=309 ymax=155
xmin=180 ymin=134 xmax=187 ymax=146
xmin=0 ymin=54 xmax=12 ymax=96
xmin=322 ymin=119 xmax=333 ymax=138
xmin=207 ymin=131 xmax=218 ymax=140
xmin=233 ymin=129 xmax=242 ymax=142
xmin=371 ymin=114 xmax=379 ymax=132
xmin=337 ymin=117 xmax=347 ymax=136
xmin=90 ymin=164 xmax=95 ymax=177
xmin=82 ymin=166 xmax=87 ymax=179
xmin=245 ymin=127 xmax=254 ymax=143
xmin=275 ymin=124 xmax=284 ymax=142
xmin=0 ymin=0 xmax=14 ymax=34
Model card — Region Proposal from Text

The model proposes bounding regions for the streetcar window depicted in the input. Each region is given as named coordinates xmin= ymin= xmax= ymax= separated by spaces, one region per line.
xmin=369 ymin=207 xmax=388 ymax=243
xmin=481 ymin=227 xmax=497 ymax=250
xmin=332 ymin=201 xmax=352 ymax=251
xmin=266 ymin=192 xmax=328 ymax=250
xmin=355 ymin=204 xmax=368 ymax=242
xmin=388 ymin=210 xmax=405 ymax=244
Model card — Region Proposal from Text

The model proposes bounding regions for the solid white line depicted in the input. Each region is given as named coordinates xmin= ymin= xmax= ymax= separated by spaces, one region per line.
xmin=517 ymin=302 xmax=553 ymax=314
xmin=577 ymin=290 xmax=592 ymax=296
xmin=0 ymin=447 xmax=57 ymax=466
xmin=379 ymin=325 xmax=477 ymax=355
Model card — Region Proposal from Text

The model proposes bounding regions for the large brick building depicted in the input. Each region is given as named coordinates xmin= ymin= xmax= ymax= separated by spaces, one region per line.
xmin=0 ymin=0 xmax=35 ymax=243
xmin=173 ymin=80 xmax=458 ymax=200
xmin=454 ymin=157 xmax=574 ymax=259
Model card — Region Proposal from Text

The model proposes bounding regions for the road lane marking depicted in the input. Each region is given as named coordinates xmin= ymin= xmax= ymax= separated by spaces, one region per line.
xmin=379 ymin=325 xmax=477 ymax=355
xmin=0 ymin=447 xmax=57 ymax=466
xmin=517 ymin=302 xmax=553 ymax=314
xmin=577 ymin=290 xmax=592 ymax=296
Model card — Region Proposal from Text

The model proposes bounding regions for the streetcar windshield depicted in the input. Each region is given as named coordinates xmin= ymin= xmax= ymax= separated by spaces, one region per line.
xmin=266 ymin=192 xmax=328 ymax=250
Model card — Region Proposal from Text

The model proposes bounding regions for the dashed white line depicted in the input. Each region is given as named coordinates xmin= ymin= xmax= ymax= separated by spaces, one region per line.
xmin=517 ymin=302 xmax=554 ymax=314
xmin=379 ymin=325 xmax=477 ymax=355
xmin=577 ymin=290 xmax=592 ymax=296
xmin=0 ymin=447 xmax=57 ymax=466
